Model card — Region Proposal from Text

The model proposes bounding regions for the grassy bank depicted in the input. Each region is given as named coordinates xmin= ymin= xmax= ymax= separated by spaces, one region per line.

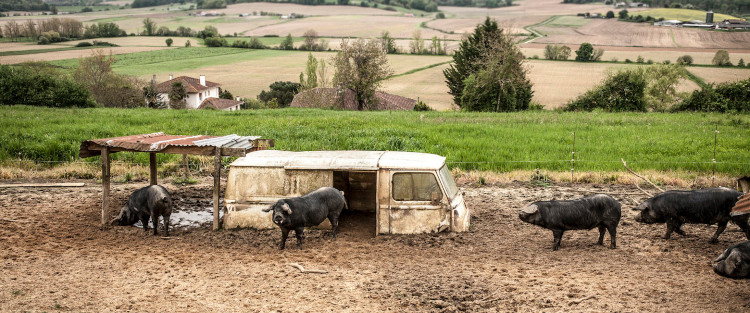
xmin=1 ymin=106 xmax=749 ymax=175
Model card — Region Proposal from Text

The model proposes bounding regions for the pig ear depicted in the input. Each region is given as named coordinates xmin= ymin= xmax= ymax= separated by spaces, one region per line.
xmin=282 ymin=203 xmax=292 ymax=215
xmin=521 ymin=204 xmax=538 ymax=214
xmin=262 ymin=205 xmax=273 ymax=212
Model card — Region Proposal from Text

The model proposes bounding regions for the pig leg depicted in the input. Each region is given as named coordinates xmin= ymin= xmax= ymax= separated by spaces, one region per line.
xmin=664 ymin=220 xmax=681 ymax=239
xmin=151 ymin=213 xmax=159 ymax=236
xmin=607 ymin=224 xmax=617 ymax=249
xmin=294 ymin=227 xmax=305 ymax=249
xmin=328 ymin=214 xmax=339 ymax=239
xmin=140 ymin=215 xmax=150 ymax=232
xmin=552 ymin=229 xmax=564 ymax=251
xmin=163 ymin=213 xmax=170 ymax=237
xmin=710 ymin=220 xmax=729 ymax=243
xmin=279 ymin=228 xmax=290 ymax=250
xmin=597 ymin=225 xmax=606 ymax=245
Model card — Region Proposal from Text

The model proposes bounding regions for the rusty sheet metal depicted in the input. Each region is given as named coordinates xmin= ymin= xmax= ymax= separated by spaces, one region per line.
xmin=79 ymin=132 xmax=270 ymax=158
xmin=731 ymin=194 xmax=750 ymax=217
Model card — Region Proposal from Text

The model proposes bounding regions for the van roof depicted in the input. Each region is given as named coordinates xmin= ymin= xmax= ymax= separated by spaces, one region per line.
xmin=230 ymin=150 xmax=446 ymax=171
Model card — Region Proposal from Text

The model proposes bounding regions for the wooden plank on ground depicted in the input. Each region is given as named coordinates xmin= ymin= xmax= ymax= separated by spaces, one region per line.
xmin=0 ymin=183 xmax=85 ymax=188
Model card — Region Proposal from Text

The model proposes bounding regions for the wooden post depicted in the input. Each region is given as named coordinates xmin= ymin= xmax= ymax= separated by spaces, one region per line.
xmin=101 ymin=146 xmax=110 ymax=226
xmin=213 ymin=147 xmax=221 ymax=230
xmin=149 ymin=152 xmax=157 ymax=186
xmin=182 ymin=154 xmax=189 ymax=178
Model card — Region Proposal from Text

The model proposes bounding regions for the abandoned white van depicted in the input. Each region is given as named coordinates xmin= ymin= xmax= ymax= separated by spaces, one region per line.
xmin=223 ymin=150 xmax=470 ymax=234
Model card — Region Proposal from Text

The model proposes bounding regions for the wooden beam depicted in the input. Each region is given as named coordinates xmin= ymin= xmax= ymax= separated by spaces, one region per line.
xmin=149 ymin=152 xmax=157 ymax=186
xmin=101 ymin=146 xmax=110 ymax=226
xmin=213 ymin=147 xmax=221 ymax=230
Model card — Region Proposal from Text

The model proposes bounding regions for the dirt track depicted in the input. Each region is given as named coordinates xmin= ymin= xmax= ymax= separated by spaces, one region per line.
xmin=1 ymin=180 xmax=749 ymax=312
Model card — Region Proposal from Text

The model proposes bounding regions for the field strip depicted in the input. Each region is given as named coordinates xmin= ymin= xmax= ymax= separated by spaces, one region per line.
xmin=669 ymin=29 xmax=681 ymax=48
xmin=0 ymin=46 xmax=97 ymax=56
xmin=388 ymin=60 xmax=452 ymax=79
xmin=523 ymin=15 xmax=557 ymax=44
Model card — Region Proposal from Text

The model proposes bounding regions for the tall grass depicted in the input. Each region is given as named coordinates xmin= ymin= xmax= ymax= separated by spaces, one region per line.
xmin=1 ymin=106 xmax=749 ymax=174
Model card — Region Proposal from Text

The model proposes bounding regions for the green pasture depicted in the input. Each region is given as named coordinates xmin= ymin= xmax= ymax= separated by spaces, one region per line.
xmin=50 ymin=47 xmax=295 ymax=76
xmin=222 ymin=36 xmax=304 ymax=46
xmin=544 ymin=16 xmax=590 ymax=27
xmin=634 ymin=8 xmax=736 ymax=21
xmin=1 ymin=106 xmax=749 ymax=174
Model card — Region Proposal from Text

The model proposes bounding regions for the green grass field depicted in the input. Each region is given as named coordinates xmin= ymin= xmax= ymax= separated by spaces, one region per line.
xmin=544 ymin=16 xmax=591 ymax=27
xmin=634 ymin=8 xmax=736 ymax=21
xmin=49 ymin=47 xmax=296 ymax=76
xmin=1 ymin=106 xmax=748 ymax=174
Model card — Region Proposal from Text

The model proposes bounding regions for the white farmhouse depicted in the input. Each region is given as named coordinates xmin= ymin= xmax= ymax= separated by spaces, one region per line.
xmin=156 ymin=74 xmax=242 ymax=111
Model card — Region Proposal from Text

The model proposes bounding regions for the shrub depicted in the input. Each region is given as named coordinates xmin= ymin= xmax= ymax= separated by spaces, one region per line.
xmin=676 ymin=55 xmax=693 ymax=65
xmin=75 ymin=42 xmax=93 ymax=47
xmin=436 ymin=12 xmax=445 ymax=19
xmin=712 ymin=50 xmax=732 ymax=66
xmin=413 ymin=100 xmax=432 ymax=111
xmin=204 ymin=37 xmax=227 ymax=47
xmin=575 ymin=43 xmax=602 ymax=62
xmin=566 ymin=68 xmax=647 ymax=112
xmin=544 ymin=44 xmax=571 ymax=60
xmin=257 ymin=81 xmax=301 ymax=107
xmin=0 ymin=65 xmax=96 ymax=108
xmin=674 ymin=78 xmax=750 ymax=112
xmin=165 ymin=38 xmax=173 ymax=47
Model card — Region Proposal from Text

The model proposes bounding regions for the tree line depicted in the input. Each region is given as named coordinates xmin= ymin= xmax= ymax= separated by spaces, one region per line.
xmin=0 ymin=0 xmax=50 ymax=12
xmin=2 ymin=18 xmax=126 ymax=43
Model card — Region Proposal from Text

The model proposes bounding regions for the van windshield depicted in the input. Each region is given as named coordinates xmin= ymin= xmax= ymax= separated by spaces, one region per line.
xmin=438 ymin=165 xmax=458 ymax=198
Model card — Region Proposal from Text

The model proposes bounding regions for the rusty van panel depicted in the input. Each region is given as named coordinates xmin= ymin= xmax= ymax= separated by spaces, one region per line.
xmin=223 ymin=203 xmax=275 ymax=229
xmin=283 ymin=170 xmax=333 ymax=196
xmin=388 ymin=208 xmax=449 ymax=234
xmin=378 ymin=169 xmax=390 ymax=234
xmin=228 ymin=167 xmax=286 ymax=202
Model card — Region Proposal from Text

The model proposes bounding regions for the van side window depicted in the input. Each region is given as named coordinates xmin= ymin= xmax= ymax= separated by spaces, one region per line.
xmin=392 ymin=173 xmax=442 ymax=201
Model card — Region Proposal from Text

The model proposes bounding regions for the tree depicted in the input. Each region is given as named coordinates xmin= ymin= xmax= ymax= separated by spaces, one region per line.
xmin=575 ymin=43 xmax=593 ymax=61
xmin=300 ymin=53 xmax=318 ymax=90
xmin=317 ymin=57 xmax=329 ymax=88
xmin=185 ymin=40 xmax=191 ymax=47
xmin=165 ymin=38 xmax=173 ymax=47
xmin=169 ymin=81 xmax=187 ymax=109
xmin=676 ymin=55 xmax=693 ymax=65
xmin=443 ymin=17 xmax=532 ymax=111
xmin=280 ymin=33 xmax=294 ymax=50
xmin=566 ymin=68 xmax=647 ymax=112
xmin=219 ymin=89 xmax=233 ymax=99
xmin=409 ymin=30 xmax=425 ymax=54
xmin=712 ymin=50 xmax=731 ymax=66
xmin=430 ymin=36 xmax=444 ymax=55
xmin=618 ymin=9 xmax=628 ymax=19
xmin=301 ymin=29 xmax=319 ymax=51
xmin=143 ymin=81 xmax=164 ymax=108
xmin=606 ymin=10 xmax=615 ymax=18
xmin=544 ymin=44 xmax=571 ymax=60
xmin=739 ymin=58 xmax=745 ymax=67
xmin=644 ymin=64 xmax=688 ymax=111
xmin=257 ymin=81 xmax=301 ymax=107
xmin=332 ymin=38 xmax=393 ymax=110
xmin=380 ymin=31 xmax=397 ymax=54
xmin=74 ymin=49 xmax=145 ymax=108
xmin=142 ymin=18 xmax=156 ymax=36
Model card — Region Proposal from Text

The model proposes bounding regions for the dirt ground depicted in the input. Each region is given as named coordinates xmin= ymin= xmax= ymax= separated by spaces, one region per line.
xmin=1 ymin=179 xmax=749 ymax=312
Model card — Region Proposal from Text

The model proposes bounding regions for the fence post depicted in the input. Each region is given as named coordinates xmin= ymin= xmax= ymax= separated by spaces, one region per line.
xmin=571 ymin=132 xmax=576 ymax=183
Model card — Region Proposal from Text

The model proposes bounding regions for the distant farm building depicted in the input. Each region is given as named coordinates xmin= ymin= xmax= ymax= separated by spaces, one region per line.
xmin=290 ymin=87 xmax=417 ymax=111
xmin=716 ymin=19 xmax=750 ymax=30
xmin=155 ymin=74 xmax=243 ymax=111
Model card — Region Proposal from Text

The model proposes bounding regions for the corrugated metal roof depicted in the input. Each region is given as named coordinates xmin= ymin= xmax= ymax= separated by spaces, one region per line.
xmin=731 ymin=194 xmax=750 ymax=217
xmin=231 ymin=150 xmax=446 ymax=171
xmin=79 ymin=132 xmax=270 ymax=158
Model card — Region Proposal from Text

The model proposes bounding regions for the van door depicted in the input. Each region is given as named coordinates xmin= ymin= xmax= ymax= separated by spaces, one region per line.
xmin=387 ymin=171 xmax=450 ymax=234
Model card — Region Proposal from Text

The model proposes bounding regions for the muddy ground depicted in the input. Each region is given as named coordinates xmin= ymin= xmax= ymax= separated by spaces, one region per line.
xmin=1 ymin=179 xmax=749 ymax=312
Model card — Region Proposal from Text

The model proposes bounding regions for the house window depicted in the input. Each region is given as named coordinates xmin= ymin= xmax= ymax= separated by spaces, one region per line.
xmin=392 ymin=172 xmax=441 ymax=201
xmin=199 ymin=92 xmax=202 ymax=100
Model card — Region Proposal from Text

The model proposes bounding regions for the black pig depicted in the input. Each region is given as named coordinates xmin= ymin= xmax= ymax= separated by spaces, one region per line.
xmin=111 ymin=185 xmax=173 ymax=236
xmin=713 ymin=241 xmax=750 ymax=279
xmin=519 ymin=194 xmax=621 ymax=250
xmin=634 ymin=188 xmax=748 ymax=243
xmin=262 ymin=187 xmax=347 ymax=250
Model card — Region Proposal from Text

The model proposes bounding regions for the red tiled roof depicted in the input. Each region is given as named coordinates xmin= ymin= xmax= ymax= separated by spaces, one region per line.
xmin=156 ymin=76 xmax=221 ymax=94
xmin=199 ymin=97 xmax=243 ymax=110
xmin=289 ymin=87 xmax=416 ymax=110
